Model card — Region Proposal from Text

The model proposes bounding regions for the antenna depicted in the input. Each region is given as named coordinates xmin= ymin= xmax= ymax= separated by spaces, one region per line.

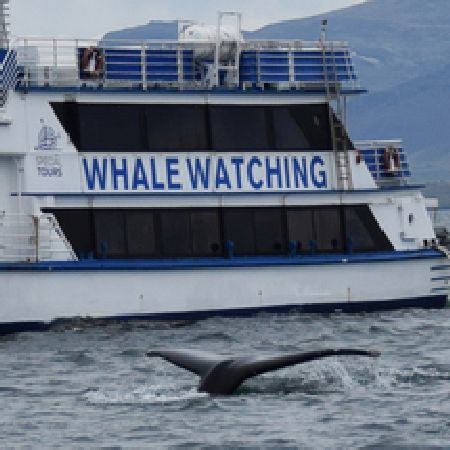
xmin=320 ymin=18 xmax=328 ymax=43
xmin=0 ymin=0 xmax=9 ymax=48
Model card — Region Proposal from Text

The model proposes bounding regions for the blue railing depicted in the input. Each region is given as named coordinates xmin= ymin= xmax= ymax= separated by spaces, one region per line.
xmin=240 ymin=49 xmax=356 ymax=85
xmin=14 ymin=37 xmax=362 ymax=93
xmin=356 ymin=141 xmax=411 ymax=184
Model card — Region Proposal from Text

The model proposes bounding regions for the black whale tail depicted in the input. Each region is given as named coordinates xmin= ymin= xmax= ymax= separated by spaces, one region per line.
xmin=146 ymin=348 xmax=380 ymax=395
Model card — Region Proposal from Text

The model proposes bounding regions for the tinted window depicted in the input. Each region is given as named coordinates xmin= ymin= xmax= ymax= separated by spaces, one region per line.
xmin=210 ymin=106 xmax=270 ymax=150
xmin=288 ymin=104 xmax=332 ymax=150
xmin=145 ymin=105 xmax=208 ymax=150
xmin=52 ymin=102 xmax=354 ymax=152
xmin=126 ymin=211 xmax=157 ymax=257
xmin=51 ymin=209 xmax=93 ymax=258
xmin=47 ymin=205 xmax=391 ymax=260
xmin=272 ymin=107 xmax=309 ymax=149
xmin=223 ymin=209 xmax=255 ymax=255
xmin=254 ymin=208 xmax=285 ymax=254
xmin=191 ymin=210 xmax=222 ymax=256
xmin=314 ymin=208 xmax=343 ymax=252
xmin=160 ymin=210 xmax=191 ymax=257
xmin=94 ymin=210 xmax=126 ymax=257
xmin=287 ymin=209 xmax=314 ymax=253
xmin=51 ymin=102 xmax=81 ymax=149
xmin=78 ymin=104 xmax=146 ymax=151
xmin=344 ymin=206 xmax=392 ymax=252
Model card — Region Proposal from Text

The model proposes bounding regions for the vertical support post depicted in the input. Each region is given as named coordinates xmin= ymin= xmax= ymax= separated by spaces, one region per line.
xmin=24 ymin=38 xmax=29 ymax=86
xmin=177 ymin=45 xmax=183 ymax=87
xmin=343 ymin=95 xmax=347 ymax=128
xmin=141 ymin=42 xmax=147 ymax=90
xmin=15 ymin=157 xmax=23 ymax=216
xmin=75 ymin=39 xmax=79 ymax=86
xmin=52 ymin=38 xmax=57 ymax=86
xmin=34 ymin=215 xmax=40 ymax=262
xmin=214 ymin=12 xmax=221 ymax=87
xmin=52 ymin=38 xmax=57 ymax=69
xmin=288 ymin=45 xmax=294 ymax=85
xmin=256 ymin=47 xmax=261 ymax=87
xmin=235 ymin=12 xmax=242 ymax=87
xmin=374 ymin=142 xmax=379 ymax=182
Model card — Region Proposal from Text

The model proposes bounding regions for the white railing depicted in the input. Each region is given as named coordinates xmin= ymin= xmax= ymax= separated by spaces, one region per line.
xmin=0 ymin=212 xmax=77 ymax=262
xmin=12 ymin=36 xmax=360 ymax=92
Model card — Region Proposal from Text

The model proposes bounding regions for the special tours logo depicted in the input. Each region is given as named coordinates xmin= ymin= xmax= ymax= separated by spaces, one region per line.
xmin=35 ymin=119 xmax=63 ymax=178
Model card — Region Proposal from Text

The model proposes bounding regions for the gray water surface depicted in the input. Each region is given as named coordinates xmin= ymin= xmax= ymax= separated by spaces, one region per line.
xmin=2 ymin=308 xmax=450 ymax=448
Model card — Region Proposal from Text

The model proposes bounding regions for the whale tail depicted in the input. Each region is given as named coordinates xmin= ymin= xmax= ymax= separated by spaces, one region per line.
xmin=146 ymin=348 xmax=380 ymax=395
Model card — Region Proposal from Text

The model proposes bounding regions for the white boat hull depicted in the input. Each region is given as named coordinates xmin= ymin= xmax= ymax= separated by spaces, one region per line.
xmin=1 ymin=253 xmax=447 ymax=331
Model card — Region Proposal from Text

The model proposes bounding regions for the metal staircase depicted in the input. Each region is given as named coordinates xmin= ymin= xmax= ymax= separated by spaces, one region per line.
xmin=320 ymin=20 xmax=353 ymax=191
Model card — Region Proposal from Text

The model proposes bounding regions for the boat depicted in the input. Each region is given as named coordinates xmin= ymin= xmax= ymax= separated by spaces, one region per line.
xmin=0 ymin=6 xmax=448 ymax=333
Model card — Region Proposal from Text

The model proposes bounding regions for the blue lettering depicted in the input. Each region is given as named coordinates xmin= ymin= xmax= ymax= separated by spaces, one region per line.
xmin=284 ymin=156 xmax=291 ymax=189
xmin=166 ymin=158 xmax=181 ymax=190
xmin=215 ymin=157 xmax=231 ymax=189
xmin=150 ymin=157 xmax=164 ymax=190
xmin=293 ymin=157 xmax=308 ymax=189
xmin=311 ymin=155 xmax=327 ymax=188
xmin=83 ymin=157 xmax=107 ymax=190
xmin=186 ymin=158 xmax=210 ymax=190
xmin=230 ymin=157 xmax=244 ymax=189
xmin=265 ymin=156 xmax=282 ymax=189
xmin=111 ymin=158 xmax=128 ymax=190
xmin=132 ymin=158 xmax=149 ymax=190
xmin=247 ymin=156 xmax=263 ymax=190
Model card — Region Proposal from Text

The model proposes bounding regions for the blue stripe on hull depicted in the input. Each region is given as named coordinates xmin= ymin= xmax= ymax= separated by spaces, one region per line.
xmin=0 ymin=249 xmax=444 ymax=272
xmin=1 ymin=295 xmax=447 ymax=335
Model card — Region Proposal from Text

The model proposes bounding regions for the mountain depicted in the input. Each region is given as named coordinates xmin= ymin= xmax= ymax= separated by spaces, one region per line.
xmin=348 ymin=63 xmax=450 ymax=180
xmin=103 ymin=21 xmax=178 ymax=41
xmin=246 ymin=0 xmax=450 ymax=94
xmin=102 ymin=0 xmax=450 ymax=180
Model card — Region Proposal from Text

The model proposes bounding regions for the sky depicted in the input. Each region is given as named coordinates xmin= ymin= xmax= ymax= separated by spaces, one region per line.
xmin=9 ymin=0 xmax=365 ymax=39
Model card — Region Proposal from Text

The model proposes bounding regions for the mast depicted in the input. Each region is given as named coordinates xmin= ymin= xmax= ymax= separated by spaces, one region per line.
xmin=0 ymin=0 xmax=8 ymax=48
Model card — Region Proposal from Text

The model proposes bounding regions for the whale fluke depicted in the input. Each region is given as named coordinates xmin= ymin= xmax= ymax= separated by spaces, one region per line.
xmin=147 ymin=348 xmax=380 ymax=395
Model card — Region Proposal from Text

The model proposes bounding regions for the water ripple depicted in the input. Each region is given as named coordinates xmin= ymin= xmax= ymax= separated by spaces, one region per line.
xmin=1 ymin=307 xmax=450 ymax=446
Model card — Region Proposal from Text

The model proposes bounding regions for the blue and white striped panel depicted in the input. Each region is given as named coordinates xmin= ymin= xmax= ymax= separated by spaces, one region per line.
xmin=0 ymin=49 xmax=18 ymax=106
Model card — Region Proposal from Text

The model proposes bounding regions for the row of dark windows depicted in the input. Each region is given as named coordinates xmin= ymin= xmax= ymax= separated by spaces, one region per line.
xmin=50 ymin=103 xmax=353 ymax=152
xmin=46 ymin=205 xmax=392 ymax=260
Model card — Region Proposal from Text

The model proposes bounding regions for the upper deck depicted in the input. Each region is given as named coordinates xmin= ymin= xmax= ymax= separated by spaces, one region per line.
xmin=10 ymin=35 xmax=362 ymax=96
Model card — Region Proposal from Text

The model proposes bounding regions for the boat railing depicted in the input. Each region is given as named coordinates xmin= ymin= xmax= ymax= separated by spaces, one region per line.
xmin=0 ymin=212 xmax=77 ymax=262
xmin=355 ymin=140 xmax=411 ymax=186
xmin=11 ymin=36 xmax=361 ymax=93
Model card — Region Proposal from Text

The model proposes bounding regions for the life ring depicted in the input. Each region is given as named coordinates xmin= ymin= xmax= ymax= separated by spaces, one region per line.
xmin=383 ymin=145 xmax=400 ymax=174
xmin=80 ymin=47 xmax=104 ymax=79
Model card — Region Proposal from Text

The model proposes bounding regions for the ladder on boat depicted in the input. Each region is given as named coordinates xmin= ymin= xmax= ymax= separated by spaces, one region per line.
xmin=213 ymin=11 xmax=241 ymax=87
xmin=321 ymin=20 xmax=353 ymax=191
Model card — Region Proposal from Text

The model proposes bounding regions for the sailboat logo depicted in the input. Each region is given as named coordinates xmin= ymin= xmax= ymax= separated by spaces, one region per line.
xmin=35 ymin=119 xmax=61 ymax=151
